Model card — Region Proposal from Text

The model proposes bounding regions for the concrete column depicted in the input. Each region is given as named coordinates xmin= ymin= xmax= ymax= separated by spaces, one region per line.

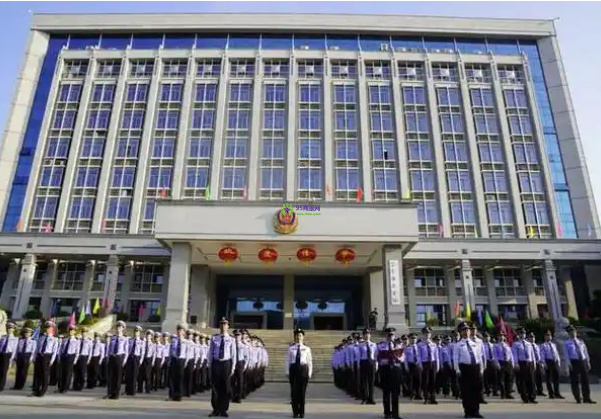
xmin=458 ymin=60 xmax=488 ymax=238
xmin=246 ymin=54 xmax=263 ymax=200
xmin=102 ymin=255 xmax=120 ymax=314
xmin=522 ymin=266 xmax=539 ymax=319
xmin=368 ymin=270 xmax=385 ymax=330
xmin=39 ymin=260 xmax=58 ymax=316
xmin=162 ymin=243 xmax=191 ymax=331
xmin=55 ymin=58 xmax=98 ymax=232
xmin=285 ymin=53 xmax=297 ymax=201
xmin=460 ymin=260 xmax=476 ymax=316
xmin=406 ymin=268 xmax=417 ymax=327
xmin=119 ymin=262 xmax=135 ymax=312
xmin=425 ymin=58 xmax=451 ymax=236
xmin=541 ymin=260 xmax=562 ymax=321
xmin=189 ymin=265 xmax=210 ymax=327
xmin=209 ymin=54 xmax=231 ymax=200
xmin=283 ymin=274 xmax=295 ymax=329
xmin=357 ymin=56 xmax=373 ymax=202
xmin=92 ymin=56 xmax=130 ymax=232
xmin=446 ymin=266 xmax=458 ymax=322
xmin=558 ymin=266 xmax=578 ymax=319
xmin=382 ymin=245 xmax=407 ymax=332
xmin=78 ymin=260 xmax=96 ymax=313
xmin=490 ymin=59 xmax=526 ymax=237
xmin=160 ymin=262 xmax=170 ymax=325
xmin=14 ymin=254 xmax=36 ymax=318
xmin=391 ymin=65 xmax=410 ymax=198
xmin=171 ymin=55 xmax=195 ymax=199
xmin=129 ymin=56 xmax=162 ymax=233
xmin=0 ymin=259 xmax=20 ymax=310
xmin=322 ymin=56 xmax=334 ymax=202
xmin=485 ymin=268 xmax=498 ymax=316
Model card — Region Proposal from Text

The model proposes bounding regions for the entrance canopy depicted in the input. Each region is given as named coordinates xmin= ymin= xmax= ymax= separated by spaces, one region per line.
xmin=154 ymin=200 xmax=419 ymax=271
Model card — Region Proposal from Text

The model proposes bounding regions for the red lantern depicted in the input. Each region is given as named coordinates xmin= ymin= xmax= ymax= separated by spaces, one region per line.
xmin=258 ymin=248 xmax=278 ymax=264
xmin=218 ymin=246 xmax=239 ymax=264
xmin=335 ymin=248 xmax=356 ymax=265
xmin=297 ymin=247 xmax=317 ymax=265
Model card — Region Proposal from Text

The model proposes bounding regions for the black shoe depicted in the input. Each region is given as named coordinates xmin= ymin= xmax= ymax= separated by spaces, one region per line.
xmin=473 ymin=414 xmax=484 ymax=419
xmin=221 ymin=413 xmax=229 ymax=418
xmin=299 ymin=415 xmax=304 ymax=419
xmin=429 ymin=400 xmax=438 ymax=405
xmin=368 ymin=400 xmax=376 ymax=405
xmin=293 ymin=415 xmax=298 ymax=418
xmin=539 ymin=393 xmax=547 ymax=397
xmin=550 ymin=394 xmax=555 ymax=399
xmin=584 ymin=400 xmax=597 ymax=404
xmin=530 ymin=400 xmax=538 ymax=404
xmin=481 ymin=400 xmax=488 ymax=404
xmin=507 ymin=395 xmax=515 ymax=400
xmin=557 ymin=394 xmax=565 ymax=399
xmin=576 ymin=399 xmax=582 ymax=404
xmin=208 ymin=412 xmax=219 ymax=417
xmin=464 ymin=415 xmax=472 ymax=419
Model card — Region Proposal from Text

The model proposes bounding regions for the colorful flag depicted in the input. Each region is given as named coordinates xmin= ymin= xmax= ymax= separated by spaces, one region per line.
xmin=498 ymin=316 xmax=514 ymax=345
xmin=402 ymin=189 xmax=411 ymax=200
xmin=465 ymin=304 xmax=472 ymax=321
xmin=484 ymin=310 xmax=495 ymax=329
xmin=527 ymin=226 xmax=535 ymax=238
xmin=242 ymin=187 xmax=248 ymax=199
xmin=438 ymin=224 xmax=444 ymax=237
xmin=204 ymin=187 xmax=211 ymax=200
xmin=77 ymin=307 xmax=86 ymax=324
xmin=49 ymin=299 xmax=58 ymax=317
xmin=556 ymin=222 xmax=563 ymax=238
xmin=138 ymin=302 xmax=145 ymax=320
xmin=16 ymin=219 xmax=22 ymax=232
xmin=454 ymin=300 xmax=461 ymax=318
xmin=85 ymin=300 xmax=92 ymax=316
xmin=32 ymin=324 xmax=41 ymax=340
xmin=156 ymin=306 xmax=161 ymax=317
xmin=355 ymin=187 xmax=364 ymax=203
xmin=44 ymin=222 xmax=52 ymax=233
xmin=68 ymin=312 xmax=76 ymax=328
xmin=92 ymin=298 xmax=100 ymax=315
xmin=159 ymin=188 xmax=167 ymax=198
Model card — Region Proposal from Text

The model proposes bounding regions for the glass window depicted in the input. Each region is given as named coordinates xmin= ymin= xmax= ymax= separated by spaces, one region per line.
xmin=298 ymin=168 xmax=322 ymax=189
xmin=335 ymin=140 xmax=359 ymax=160
xmin=195 ymin=84 xmax=217 ymax=102
xmin=224 ymin=138 xmax=248 ymax=158
xmin=191 ymin=109 xmax=215 ymax=130
xmin=299 ymin=139 xmax=322 ymax=159
xmin=299 ymin=111 xmax=321 ymax=130
xmin=186 ymin=167 xmax=209 ymax=188
xmin=69 ymin=197 xmax=94 ymax=219
xmin=40 ymin=166 xmax=64 ymax=187
xmin=373 ymin=169 xmax=398 ymax=190
xmin=336 ymin=169 xmax=359 ymax=190
xmin=417 ymin=201 xmax=438 ymax=223
xmin=75 ymin=166 xmax=100 ymax=188
xmin=411 ymin=170 xmax=435 ymax=191
xmin=260 ymin=167 xmax=284 ymax=189
xmin=117 ymin=138 xmax=140 ymax=158
xmin=264 ymin=110 xmax=286 ymax=130
xmin=264 ymin=84 xmax=287 ymax=102
xmin=156 ymin=110 xmax=180 ymax=129
xmin=228 ymin=110 xmax=251 ymax=130
xmin=262 ymin=138 xmax=285 ymax=159
xmin=189 ymin=138 xmax=212 ymax=158
xmin=222 ymin=167 xmax=246 ymax=188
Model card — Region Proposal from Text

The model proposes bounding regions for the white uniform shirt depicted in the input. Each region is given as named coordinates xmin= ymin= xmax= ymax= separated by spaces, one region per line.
xmin=285 ymin=343 xmax=313 ymax=378
xmin=453 ymin=338 xmax=484 ymax=375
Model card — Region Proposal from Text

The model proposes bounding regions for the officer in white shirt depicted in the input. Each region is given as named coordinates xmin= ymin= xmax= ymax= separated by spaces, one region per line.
xmin=105 ymin=320 xmax=129 ymax=400
xmin=31 ymin=320 xmax=59 ymax=397
xmin=231 ymin=329 xmax=249 ymax=403
xmin=208 ymin=318 xmax=236 ymax=417
xmin=168 ymin=324 xmax=188 ymax=402
xmin=125 ymin=325 xmax=144 ymax=396
xmin=285 ymin=328 xmax=313 ymax=419
xmin=0 ymin=322 xmax=18 ymax=391
xmin=57 ymin=325 xmax=80 ymax=394
xmin=13 ymin=326 xmax=36 ymax=391
xmin=73 ymin=327 xmax=93 ymax=391
xmin=138 ymin=329 xmax=156 ymax=394
xmin=86 ymin=332 xmax=105 ymax=389
xmin=151 ymin=331 xmax=165 ymax=391
xmin=453 ymin=321 xmax=485 ymax=419
xmin=359 ymin=328 xmax=378 ymax=405
xmin=183 ymin=329 xmax=196 ymax=398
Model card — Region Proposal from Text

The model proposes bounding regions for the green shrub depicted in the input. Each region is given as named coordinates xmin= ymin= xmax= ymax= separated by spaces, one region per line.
xmin=23 ymin=309 xmax=42 ymax=320
xmin=147 ymin=314 xmax=161 ymax=323
xmin=567 ymin=316 xmax=581 ymax=327
xmin=56 ymin=310 xmax=71 ymax=317
xmin=519 ymin=318 xmax=555 ymax=341
xmin=586 ymin=338 xmax=601 ymax=375
xmin=116 ymin=312 xmax=129 ymax=322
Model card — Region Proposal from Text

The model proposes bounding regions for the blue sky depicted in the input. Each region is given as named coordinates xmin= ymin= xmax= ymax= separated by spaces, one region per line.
xmin=1 ymin=1 xmax=600 ymax=217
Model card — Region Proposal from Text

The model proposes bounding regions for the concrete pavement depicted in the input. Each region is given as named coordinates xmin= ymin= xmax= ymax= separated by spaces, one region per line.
xmin=0 ymin=381 xmax=599 ymax=418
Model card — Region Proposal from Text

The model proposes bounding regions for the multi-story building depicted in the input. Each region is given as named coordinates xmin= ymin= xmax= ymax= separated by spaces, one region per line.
xmin=0 ymin=13 xmax=600 ymax=332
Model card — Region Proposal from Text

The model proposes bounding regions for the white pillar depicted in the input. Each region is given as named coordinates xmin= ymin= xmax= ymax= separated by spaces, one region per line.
xmin=382 ymin=245 xmax=407 ymax=332
xmin=542 ymin=260 xmax=563 ymax=321
xmin=485 ymin=268 xmax=498 ymax=316
xmin=0 ymin=259 xmax=20 ymax=311
xmin=406 ymin=268 xmax=417 ymax=327
xmin=558 ymin=266 xmax=578 ymax=319
xmin=460 ymin=259 xmax=476 ymax=315
xmin=189 ymin=265 xmax=210 ymax=327
xmin=39 ymin=260 xmax=57 ymax=316
xmin=446 ymin=265 xmax=458 ymax=323
xmin=523 ymin=266 xmax=539 ymax=319
xmin=14 ymin=254 xmax=36 ymax=318
xmin=368 ymin=270 xmax=385 ymax=330
xmin=283 ymin=274 xmax=295 ymax=329
xmin=78 ymin=260 xmax=95 ymax=313
xmin=119 ymin=262 xmax=134 ymax=314
xmin=162 ymin=243 xmax=191 ymax=332
xmin=285 ymin=53 xmax=297 ymax=201
xmin=102 ymin=255 xmax=120 ymax=314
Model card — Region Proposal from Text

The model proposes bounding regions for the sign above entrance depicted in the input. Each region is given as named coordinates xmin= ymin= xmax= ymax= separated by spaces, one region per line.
xmin=273 ymin=204 xmax=299 ymax=234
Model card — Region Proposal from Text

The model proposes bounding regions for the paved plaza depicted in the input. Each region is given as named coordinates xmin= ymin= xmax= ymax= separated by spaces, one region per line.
xmin=0 ymin=381 xmax=599 ymax=419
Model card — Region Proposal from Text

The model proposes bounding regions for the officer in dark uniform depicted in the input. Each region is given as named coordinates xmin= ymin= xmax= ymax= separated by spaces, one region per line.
xmin=167 ymin=324 xmax=188 ymax=402
xmin=286 ymin=328 xmax=312 ymax=419
xmin=105 ymin=320 xmax=128 ymax=400
xmin=57 ymin=325 xmax=80 ymax=394
xmin=0 ymin=322 xmax=18 ymax=392
xmin=564 ymin=324 xmax=596 ymax=404
xmin=208 ymin=318 xmax=236 ymax=417
xmin=511 ymin=327 xmax=536 ymax=404
xmin=125 ymin=325 xmax=144 ymax=396
xmin=403 ymin=333 xmax=421 ymax=400
xmin=453 ymin=321 xmax=484 ymax=419
xmin=359 ymin=328 xmax=377 ymax=405
xmin=13 ymin=326 xmax=35 ymax=391
xmin=31 ymin=321 xmax=59 ymax=397
xmin=376 ymin=327 xmax=402 ymax=419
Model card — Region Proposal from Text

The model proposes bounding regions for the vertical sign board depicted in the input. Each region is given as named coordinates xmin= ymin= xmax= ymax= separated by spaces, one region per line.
xmin=388 ymin=260 xmax=402 ymax=306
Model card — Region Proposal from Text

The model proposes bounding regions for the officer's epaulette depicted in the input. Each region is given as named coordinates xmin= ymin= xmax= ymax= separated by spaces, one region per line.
xmin=212 ymin=333 xmax=219 ymax=338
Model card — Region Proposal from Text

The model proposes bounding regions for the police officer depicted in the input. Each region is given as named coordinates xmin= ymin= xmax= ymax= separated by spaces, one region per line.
xmin=563 ymin=324 xmax=596 ymax=404
xmin=493 ymin=332 xmax=514 ymax=399
xmin=208 ymin=318 xmax=236 ymax=417
xmin=167 ymin=324 xmax=188 ymax=402
xmin=453 ymin=321 xmax=484 ymax=419
xmin=199 ymin=333 xmax=210 ymax=393
xmin=439 ymin=335 xmax=454 ymax=398
xmin=57 ymin=325 xmax=80 ymax=394
xmin=418 ymin=326 xmax=439 ymax=405
xmin=528 ymin=332 xmax=546 ymax=397
xmin=232 ymin=329 xmax=249 ymax=403
xmin=511 ymin=327 xmax=536 ymax=403
xmin=539 ymin=330 xmax=562 ymax=399
xmin=286 ymin=328 xmax=312 ymax=419
xmin=13 ymin=326 xmax=36 ymax=391
xmin=31 ymin=320 xmax=59 ymax=397
xmin=105 ymin=320 xmax=128 ymax=400
xmin=73 ymin=327 xmax=93 ymax=391
xmin=87 ymin=332 xmax=105 ymax=389
xmin=99 ymin=332 xmax=112 ymax=387
xmin=138 ymin=329 xmax=156 ymax=394
xmin=403 ymin=333 xmax=421 ymax=400
xmin=359 ymin=328 xmax=377 ymax=405
xmin=183 ymin=329 xmax=196 ymax=398
xmin=161 ymin=332 xmax=171 ymax=389
xmin=152 ymin=332 xmax=165 ymax=391
xmin=481 ymin=332 xmax=498 ymax=397
xmin=376 ymin=327 xmax=402 ymax=419
xmin=125 ymin=325 xmax=144 ymax=396
xmin=0 ymin=322 xmax=18 ymax=391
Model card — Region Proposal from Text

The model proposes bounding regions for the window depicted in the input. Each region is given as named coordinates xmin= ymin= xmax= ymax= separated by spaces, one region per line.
xmin=298 ymin=168 xmax=322 ymax=189
xmin=81 ymin=137 xmax=105 ymax=158
xmin=160 ymin=84 xmax=183 ymax=102
xmin=518 ymin=172 xmax=544 ymax=193
xmin=416 ymin=305 xmax=448 ymax=327
xmin=450 ymin=202 xmax=476 ymax=224
xmin=478 ymin=143 xmax=504 ymax=163
xmin=370 ymin=112 xmax=393 ymax=131
xmin=334 ymin=85 xmax=356 ymax=104
xmin=504 ymin=89 xmax=528 ymax=108
xmin=131 ymin=264 xmax=164 ymax=293
xmin=116 ymin=138 xmax=140 ymax=158
xmin=58 ymin=84 xmax=82 ymax=102
xmin=487 ymin=202 xmax=514 ymax=225
xmin=228 ymin=110 xmax=251 ymax=130
xmin=470 ymin=89 xmax=495 ymax=107
xmin=369 ymin=85 xmax=391 ymax=105
xmin=265 ymin=84 xmax=286 ymax=102
xmin=493 ymin=268 xmax=525 ymax=297
xmin=189 ymin=138 xmax=212 ymax=158
xmin=262 ymin=138 xmax=285 ymax=159
xmin=112 ymin=166 xmax=135 ymax=188
xmin=222 ymin=167 xmax=246 ymax=189
xmin=195 ymin=84 xmax=217 ymax=102
xmin=122 ymin=110 xmax=145 ymax=129
xmin=75 ymin=166 xmax=100 ymax=188
xmin=405 ymin=113 xmax=429 ymax=132
xmin=87 ymin=110 xmax=111 ymax=130
xmin=148 ymin=167 xmax=172 ymax=188
xmin=225 ymin=138 xmax=248 ymax=159
xmin=437 ymin=87 xmax=461 ymax=106
xmin=106 ymin=198 xmax=131 ymax=220
xmin=97 ymin=60 xmax=121 ymax=78
xmin=336 ymin=169 xmax=359 ymax=190
xmin=63 ymin=60 xmax=89 ymax=78
xmin=264 ymin=60 xmax=289 ymax=78
xmin=264 ymin=110 xmax=286 ymax=130
xmin=299 ymin=111 xmax=321 ymax=130
xmin=414 ymin=268 xmax=447 ymax=297
xmin=230 ymin=84 xmax=252 ymax=102
xmin=91 ymin=84 xmax=115 ymax=102
xmin=156 ymin=110 xmax=180 ymax=130
xmin=52 ymin=110 xmax=77 ymax=130
xmin=191 ymin=109 xmax=215 ymax=129
xmin=408 ymin=141 xmax=432 ymax=161
xmin=447 ymin=171 xmax=472 ymax=192
xmin=186 ymin=167 xmax=209 ymax=189
xmin=444 ymin=142 xmax=468 ymax=162
xmin=162 ymin=60 xmax=188 ymax=77
xmin=152 ymin=138 xmax=175 ymax=158
xmin=260 ymin=167 xmax=284 ymax=190
xmin=33 ymin=196 xmax=58 ymax=218
xmin=482 ymin=171 xmax=507 ymax=192
xmin=474 ymin=115 xmax=499 ymax=134
xmin=373 ymin=169 xmax=398 ymax=190
xmin=69 ymin=197 xmax=94 ymax=219
xmin=513 ymin=143 xmax=539 ymax=164
xmin=46 ymin=138 xmax=70 ymax=158
xmin=524 ymin=202 xmax=549 ymax=224
xmin=126 ymin=84 xmax=148 ymax=102
xmin=197 ymin=59 xmax=221 ymax=77
xmin=130 ymin=60 xmax=154 ymax=77
xmin=411 ymin=170 xmax=435 ymax=191
xmin=299 ymin=85 xmax=321 ymax=103
xmin=39 ymin=167 xmax=64 ymax=187
xmin=508 ymin=115 xmax=532 ymax=135
xmin=53 ymin=263 xmax=85 ymax=291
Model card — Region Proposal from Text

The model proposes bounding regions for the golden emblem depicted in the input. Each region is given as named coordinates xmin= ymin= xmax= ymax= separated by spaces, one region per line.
xmin=273 ymin=204 xmax=299 ymax=234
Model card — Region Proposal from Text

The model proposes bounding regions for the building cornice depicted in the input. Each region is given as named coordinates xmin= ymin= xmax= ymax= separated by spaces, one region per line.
xmin=31 ymin=13 xmax=556 ymax=38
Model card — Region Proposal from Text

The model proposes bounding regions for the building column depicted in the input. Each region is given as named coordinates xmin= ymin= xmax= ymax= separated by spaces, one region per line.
xmin=541 ymin=260 xmax=563 ymax=321
xmin=246 ymin=53 xmax=263 ymax=200
xmin=283 ymin=274 xmax=295 ymax=329
xmin=39 ymin=260 xmax=58 ymax=316
xmin=189 ymin=265 xmax=210 ymax=327
xmin=368 ymin=270 xmax=385 ymax=330
xmin=522 ymin=266 xmax=539 ymax=319
xmin=460 ymin=260 xmax=476 ymax=317
xmin=0 ymin=259 xmax=21 ymax=311
xmin=119 ymin=262 xmax=134 ymax=315
xmin=209 ymin=54 xmax=231 ymax=200
xmin=382 ymin=245 xmax=407 ymax=332
xmin=446 ymin=266 xmax=458 ymax=322
xmin=485 ymin=268 xmax=498 ymax=316
xmin=102 ymin=255 xmax=120 ymax=315
xmin=558 ymin=266 xmax=578 ymax=319
xmin=406 ymin=268 xmax=417 ymax=327
xmin=357 ymin=56 xmax=373 ymax=202
xmin=13 ymin=254 xmax=36 ymax=318
xmin=285 ymin=52 xmax=297 ymax=201
xmin=160 ymin=262 xmax=170 ymax=324
xmin=162 ymin=243 xmax=191 ymax=332
xmin=78 ymin=260 xmax=96 ymax=313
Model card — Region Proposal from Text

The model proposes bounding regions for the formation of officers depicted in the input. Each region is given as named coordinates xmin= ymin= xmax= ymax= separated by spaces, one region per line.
xmin=331 ymin=323 xmax=596 ymax=419
xmin=0 ymin=318 xmax=268 ymax=418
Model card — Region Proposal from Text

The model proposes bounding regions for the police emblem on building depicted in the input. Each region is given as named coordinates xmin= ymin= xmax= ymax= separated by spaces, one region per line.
xmin=274 ymin=204 xmax=299 ymax=234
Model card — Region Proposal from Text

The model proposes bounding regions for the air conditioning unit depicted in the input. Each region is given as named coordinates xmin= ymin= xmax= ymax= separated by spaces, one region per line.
xmin=339 ymin=66 xmax=349 ymax=76
xmin=120 ymin=190 xmax=130 ymax=197
xmin=271 ymin=65 xmax=281 ymax=75
xmin=330 ymin=45 xmax=340 ymax=51
xmin=204 ymin=65 xmax=213 ymax=74
xmin=44 ymin=159 xmax=52 ymax=166
xmin=506 ymin=70 xmax=516 ymax=79
xmin=380 ymin=43 xmax=389 ymax=51
xmin=300 ymin=45 xmax=310 ymax=50
xmin=410 ymin=48 xmax=420 ymax=53
xmin=305 ymin=65 xmax=315 ymax=76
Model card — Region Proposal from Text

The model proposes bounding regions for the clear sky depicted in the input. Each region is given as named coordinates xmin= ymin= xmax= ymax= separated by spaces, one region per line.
xmin=1 ymin=1 xmax=600 ymax=219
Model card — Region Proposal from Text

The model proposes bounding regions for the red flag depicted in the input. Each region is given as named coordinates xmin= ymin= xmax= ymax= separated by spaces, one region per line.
xmin=68 ymin=312 xmax=76 ymax=328
xmin=556 ymin=222 xmax=563 ymax=237
xmin=44 ymin=222 xmax=52 ymax=233
xmin=498 ymin=317 xmax=514 ymax=345
xmin=16 ymin=219 xmax=22 ymax=232
xmin=102 ymin=219 xmax=107 ymax=233
xmin=454 ymin=300 xmax=461 ymax=317
xmin=138 ymin=302 xmax=145 ymax=320
xmin=159 ymin=188 xmax=167 ymax=198
xmin=242 ymin=187 xmax=247 ymax=199
xmin=438 ymin=224 xmax=444 ymax=236
xmin=355 ymin=187 xmax=364 ymax=203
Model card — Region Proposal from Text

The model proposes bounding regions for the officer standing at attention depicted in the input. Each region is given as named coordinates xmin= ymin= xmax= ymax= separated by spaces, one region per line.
xmin=151 ymin=332 xmax=165 ymax=391
xmin=125 ymin=325 xmax=144 ymax=396
xmin=540 ymin=330 xmax=563 ymax=399
xmin=105 ymin=320 xmax=129 ymax=400
xmin=87 ymin=332 xmax=105 ymax=389
xmin=286 ymin=328 xmax=313 ymax=419
xmin=403 ymin=333 xmax=421 ymax=400
xmin=73 ymin=327 xmax=93 ymax=391
xmin=138 ymin=329 xmax=156 ymax=394
xmin=98 ymin=333 xmax=112 ymax=387
xmin=418 ymin=327 xmax=439 ymax=405
xmin=209 ymin=318 xmax=236 ymax=417
xmin=161 ymin=332 xmax=171 ymax=390
xmin=167 ymin=324 xmax=188 ymax=402
xmin=57 ymin=325 xmax=80 ymax=394
xmin=563 ymin=324 xmax=596 ymax=404
xmin=453 ymin=321 xmax=485 ymax=419
xmin=528 ymin=332 xmax=546 ymax=397
xmin=232 ymin=329 xmax=249 ymax=403
xmin=511 ymin=327 xmax=537 ymax=404
xmin=481 ymin=332 xmax=498 ymax=398
xmin=13 ymin=326 xmax=36 ymax=391
xmin=493 ymin=332 xmax=515 ymax=399
xmin=359 ymin=328 xmax=377 ymax=405
xmin=376 ymin=327 xmax=402 ymax=419
xmin=0 ymin=322 xmax=18 ymax=392
xmin=31 ymin=320 xmax=59 ymax=397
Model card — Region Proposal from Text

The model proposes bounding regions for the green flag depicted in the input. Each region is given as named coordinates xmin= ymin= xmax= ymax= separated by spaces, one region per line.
xmin=484 ymin=310 xmax=494 ymax=329
xmin=77 ymin=308 xmax=86 ymax=324
xmin=204 ymin=187 xmax=211 ymax=200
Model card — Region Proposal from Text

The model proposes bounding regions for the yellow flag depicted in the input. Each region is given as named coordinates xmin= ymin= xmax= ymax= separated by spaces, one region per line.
xmin=402 ymin=189 xmax=411 ymax=200
xmin=92 ymin=298 xmax=100 ymax=315
xmin=465 ymin=304 xmax=472 ymax=320
xmin=156 ymin=306 xmax=161 ymax=317
xmin=527 ymin=226 xmax=535 ymax=238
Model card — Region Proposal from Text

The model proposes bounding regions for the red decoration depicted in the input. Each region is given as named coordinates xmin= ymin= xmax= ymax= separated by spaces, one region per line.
xmin=218 ymin=246 xmax=239 ymax=264
xmin=297 ymin=247 xmax=317 ymax=265
xmin=258 ymin=248 xmax=278 ymax=264
xmin=335 ymin=248 xmax=356 ymax=265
